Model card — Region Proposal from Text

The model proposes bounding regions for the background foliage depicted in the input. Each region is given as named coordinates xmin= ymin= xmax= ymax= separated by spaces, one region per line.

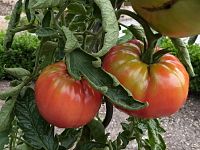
xmin=0 ymin=32 xmax=39 ymax=79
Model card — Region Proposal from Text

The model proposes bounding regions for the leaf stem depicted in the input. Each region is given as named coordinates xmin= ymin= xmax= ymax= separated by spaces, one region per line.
xmin=116 ymin=9 xmax=161 ymax=44
xmin=102 ymin=99 xmax=113 ymax=128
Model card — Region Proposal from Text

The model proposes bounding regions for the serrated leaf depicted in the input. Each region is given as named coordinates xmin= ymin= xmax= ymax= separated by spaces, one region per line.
xmin=0 ymin=84 xmax=23 ymax=100
xmin=29 ymin=0 xmax=65 ymax=9
xmin=15 ymin=88 xmax=59 ymax=150
xmin=171 ymin=38 xmax=195 ymax=77
xmin=92 ymin=0 xmax=119 ymax=57
xmin=58 ymin=128 xmax=81 ymax=149
xmin=66 ymin=49 xmax=147 ymax=111
xmin=40 ymin=41 xmax=57 ymax=69
xmin=16 ymin=143 xmax=33 ymax=150
xmin=42 ymin=10 xmax=52 ymax=27
xmin=79 ymin=141 xmax=106 ymax=150
xmin=147 ymin=119 xmax=166 ymax=150
xmin=117 ymin=29 xmax=133 ymax=44
xmin=36 ymin=27 xmax=58 ymax=37
xmin=0 ymin=129 xmax=10 ymax=149
xmin=68 ymin=2 xmax=87 ymax=15
xmin=87 ymin=119 xmax=107 ymax=144
xmin=188 ymin=35 xmax=198 ymax=45
xmin=62 ymin=26 xmax=80 ymax=53
xmin=4 ymin=67 xmax=30 ymax=79
xmin=0 ymin=99 xmax=15 ymax=132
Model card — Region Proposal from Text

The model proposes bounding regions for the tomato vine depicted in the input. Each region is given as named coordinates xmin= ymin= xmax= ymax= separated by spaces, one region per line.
xmin=0 ymin=0 xmax=194 ymax=150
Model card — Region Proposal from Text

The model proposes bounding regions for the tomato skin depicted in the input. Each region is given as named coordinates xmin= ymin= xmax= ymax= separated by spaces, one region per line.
xmin=35 ymin=62 xmax=102 ymax=128
xmin=130 ymin=0 xmax=200 ymax=37
xmin=103 ymin=40 xmax=189 ymax=118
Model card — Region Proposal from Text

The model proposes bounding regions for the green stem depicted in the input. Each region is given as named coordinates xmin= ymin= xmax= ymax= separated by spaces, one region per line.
xmin=32 ymin=39 xmax=46 ymax=77
xmin=102 ymin=99 xmax=113 ymax=128
xmin=10 ymin=24 xmax=36 ymax=33
xmin=116 ymin=9 xmax=161 ymax=45
xmin=55 ymin=1 xmax=69 ymax=21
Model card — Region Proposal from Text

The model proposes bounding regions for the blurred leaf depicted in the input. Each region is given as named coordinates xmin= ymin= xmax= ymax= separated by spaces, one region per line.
xmin=87 ymin=119 xmax=107 ymax=144
xmin=171 ymin=38 xmax=195 ymax=77
xmin=58 ymin=128 xmax=81 ymax=149
xmin=117 ymin=29 xmax=133 ymax=44
xmin=40 ymin=41 xmax=57 ymax=69
xmin=79 ymin=142 xmax=107 ymax=150
xmin=3 ymin=0 xmax=22 ymax=50
xmin=188 ymin=35 xmax=198 ymax=45
xmin=111 ymin=117 xmax=166 ymax=150
xmin=29 ymin=0 xmax=66 ymax=9
xmin=68 ymin=2 xmax=87 ymax=15
xmin=92 ymin=0 xmax=119 ymax=57
xmin=0 ymin=129 xmax=10 ymax=149
xmin=15 ymin=88 xmax=59 ymax=150
xmin=42 ymin=10 xmax=52 ymax=27
xmin=36 ymin=27 xmax=58 ymax=37
xmin=0 ymin=84 xmax=23 ymax=100
xmin=16 ymin=143 xmax=34 ymax=150
xmin=0 ymin=99 xmax=15 ymax=132
xmin=4 ymin=67 xmax=30 ymax=79
xmin=62 ymin=26 xmax=80 ymax=53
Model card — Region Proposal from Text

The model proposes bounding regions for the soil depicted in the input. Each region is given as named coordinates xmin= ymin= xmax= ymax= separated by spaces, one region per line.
xmin=0 ymin=81 xmax=200 ymax=150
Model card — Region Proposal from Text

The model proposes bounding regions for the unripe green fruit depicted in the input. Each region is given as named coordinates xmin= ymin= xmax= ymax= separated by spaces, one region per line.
xmin=131 ymin=0 xmax=200 ymax=37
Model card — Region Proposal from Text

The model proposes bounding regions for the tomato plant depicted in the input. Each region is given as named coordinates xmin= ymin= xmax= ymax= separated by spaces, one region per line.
xmin=103 ymin=40 xmax=189 ymax=118
xmin=35 ymin=62 xmax=102 ymax=128
xmin=0 ymin=0 xmax=195 ymax=149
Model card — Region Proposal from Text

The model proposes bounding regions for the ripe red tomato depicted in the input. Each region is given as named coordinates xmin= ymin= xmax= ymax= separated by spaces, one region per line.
xmin=35 ymin=62 xmax=102 ymax=128
xmin=103 ymin=40 xmax=189 ymax=118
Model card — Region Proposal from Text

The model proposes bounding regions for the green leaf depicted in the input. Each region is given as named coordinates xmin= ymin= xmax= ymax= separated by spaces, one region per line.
xmin=66 ymin=49 xmax=147 ymax=111
xmin=0 ymin=129 xmax=10 ymax=149
xmin=42 ymin=10 xmax=52 ymax=27
xmin=58 ymin=128 xmax=81 ymax=149
xmin=40 ymin=41 xmax=58 ymax=69
xmin=171 ymin=38 xmax=195 ymax=77
xmin=0 ymin=84 xmax=23 ymax=100
xmin=0 ymin=99 xmax=15 ymax=132
xmin=15 ymin=88 xmax=59 ymax=150
xmin=62 ymin=26 xmax=80 ymax=53
xmin=188 ymin=35 xmax=198 ymax=45
xmin=92 ymin=0 xmax=119 ymax=57
xmin=87 ymin=119 xmax=107 ymax=144
xmin=68 ymin=2 xmax=87 ymax=15
xmin=3 ymin=0 xmax=22 ymax=50
xmin=24 ymin=0 xmax=33 ymax=22
xmin=36 ymin=27 xmax=58 ymax=37
xmin=16 ymin=143 xmax=34 ymax=150
xmin=29 ymin=0 xmax=65 ymax=9
xmin=79 ymin=142 xmax=107 ymax=150
xmin=146 ymin=119 xmax=166 ymax=150
xmin=110 ymin=117 xmax=166 ymax=150
xmin=117 ymin=29 xmax=133 ymax=44
xmin=4 ymin=67 xmax=30 ymax=79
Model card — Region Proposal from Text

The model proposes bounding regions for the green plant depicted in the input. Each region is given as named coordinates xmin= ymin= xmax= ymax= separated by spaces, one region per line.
xmin=0 ymin=32 xmax=39 ymax=79
xmin=0 ymin=0 xmax=196 ymax=149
